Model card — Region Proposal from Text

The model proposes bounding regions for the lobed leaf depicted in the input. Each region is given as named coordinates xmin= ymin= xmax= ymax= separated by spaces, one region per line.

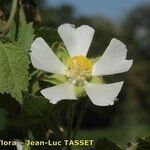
xmin=17 ymin=22 xmax=34 ymax=51
xmin=0 ymin=42 xmax=30 ymax=103
xmin=10 ymin=94 xmax=67 ymax=139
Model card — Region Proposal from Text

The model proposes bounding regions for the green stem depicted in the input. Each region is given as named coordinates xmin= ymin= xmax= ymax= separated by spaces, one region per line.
xmin=2 ymin=0 xmax=18 ymax=33
xmin=72 ymin=100 xmax=88 ymax=140
xmin=66 ymin=104 xmax=75 ymax=150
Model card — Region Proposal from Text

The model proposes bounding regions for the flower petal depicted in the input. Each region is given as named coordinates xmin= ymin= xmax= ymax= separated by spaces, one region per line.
xmin=58 ymin=23 xmax=95 ymax=56
xmin=85 ymin=81 xmax=123 ymax=106
xmin=30 ymin=37 xmax=66 ymax=74
xmin=16 ymin=141 xmax=23 ymax=150
xmin=41 ymin=82 xmax=77 ymax=104
xmin=93 ymin=38 xmax=133 ymax=76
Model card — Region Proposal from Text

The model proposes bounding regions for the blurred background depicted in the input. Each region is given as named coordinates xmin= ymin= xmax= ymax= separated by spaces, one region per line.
xmin=0 ymin=0 xmax=150 ymax=149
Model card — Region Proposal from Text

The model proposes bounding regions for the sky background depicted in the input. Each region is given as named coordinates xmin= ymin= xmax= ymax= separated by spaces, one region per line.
xmin=46 ymin=0 xmax=150 ymax=22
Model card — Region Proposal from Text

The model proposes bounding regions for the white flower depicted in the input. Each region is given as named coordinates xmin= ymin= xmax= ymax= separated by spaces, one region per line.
xmin=30 ymin=24 xmax=133 ymax=106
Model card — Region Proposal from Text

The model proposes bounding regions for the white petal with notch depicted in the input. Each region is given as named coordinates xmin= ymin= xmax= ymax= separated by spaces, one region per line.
xmin=41 ymin=82 xmax=77 ymax=104
xmin=58 ymin=23 xmax=95 ymax=56
xmin=30 ymin=37 xmax=66 ymax=74
xmin=93 ymin=38 xmax=133 ymax=76
xmin=85 ymin=81 xmax=123 ymax=106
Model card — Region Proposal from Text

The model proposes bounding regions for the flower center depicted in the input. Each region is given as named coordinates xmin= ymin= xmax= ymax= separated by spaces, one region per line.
xmin=66 ymin=56 xmax=92 ymax=85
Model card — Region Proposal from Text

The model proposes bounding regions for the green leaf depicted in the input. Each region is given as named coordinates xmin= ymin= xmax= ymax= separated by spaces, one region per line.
xmin=52 ymin=42 xmax=69 ymax=65
xmin=10 ymin=94 xmax=65 ymax=139
xmin=10 ymin=94 xmax=53 ymax=126
xmin=17 ymin=22 xmax=34 ymax=51
xmin=74 ymin=85 xmax=85 ymax=98
xmin=95 ymin=138 xmax=123 ymax=150
xmin=43 ymin=74 xmax=67 ymax=85
xmin=90 ymin=56 xmax=100 ymax=64
xmin=0 ymin=42 xmax=30 ymax=103
xmin=10 ymin=94 xmax=77 ymax=125
xmin=6 ymin=22 xmax=34 ymax=47
xmin=6 ymin=20 xmax=16 ymax=40
xmin=90 ymin=76 xmax=104 ymax=84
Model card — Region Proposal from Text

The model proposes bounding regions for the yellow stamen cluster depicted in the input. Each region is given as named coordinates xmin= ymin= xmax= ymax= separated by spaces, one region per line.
xmin=67 ymin=56 xmax=92 ymax=85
